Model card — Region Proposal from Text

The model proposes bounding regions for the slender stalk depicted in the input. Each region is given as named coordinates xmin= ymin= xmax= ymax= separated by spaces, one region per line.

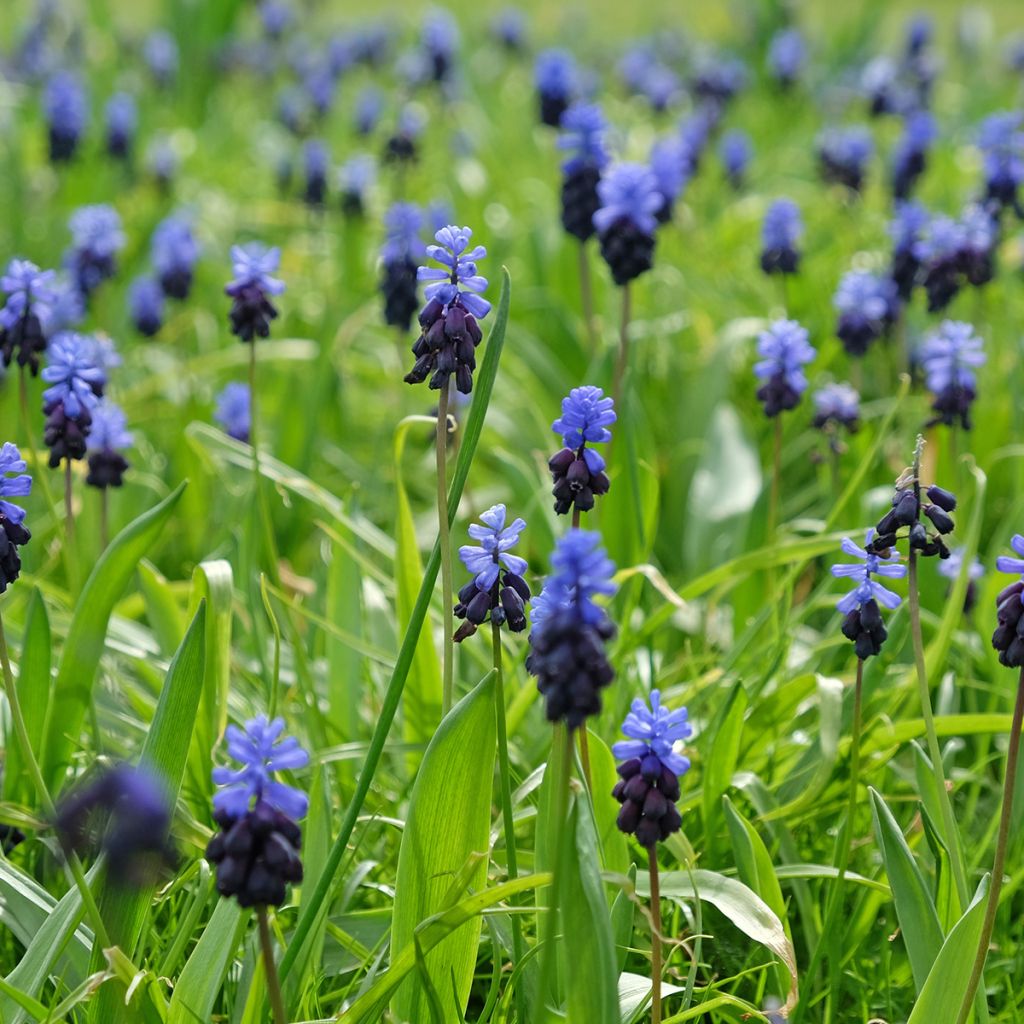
xmin=571 ymin=507 xmax=581 ymax=530
xmin=578 ymin=241 xmax=597 ymax=349
xmin=955 ymin=666 xmax=1024 ymax=1024
xmin=19 ymin=368 xmax=59 ymax=519
xmin=768 ymin=416 xmax=782 ymax=544
xmin=438 ymin=387 xmax=455 ymax=715
xmin=649 ymin=848 xmax=663 ymax=1024
xmin=249 ymin=342 xmax=279 ymax=585
xmin=257 ymin=906 xmax=287 ymax=1024
xmin=0 ymin=610 xmax=111 ymax=949
xmin=99 ymin=489 xmax=109 ymax=551
xmin=491 ymin=622 xmax=527 ymax=1023
xmin=568 ymin=502 xmax=592 ymax=791
xmin=63 ymin=458 xmax=74 ymax=549
xmin=612 ymin=282 xmax=631 ymax=416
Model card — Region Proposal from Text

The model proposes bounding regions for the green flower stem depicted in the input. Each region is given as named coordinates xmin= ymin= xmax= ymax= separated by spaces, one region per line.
xmin=578 ymin=241 xmax=597 ymax=350
xmin=612 ymin=282 xmax=631 ymax=416
xmin=438 ymin=386 xmax=455 ymax=715
xmin=257 ymin=906 xmax=287 ymax=1024
xmin=649 ymin=847 xmax=663 ymax=1024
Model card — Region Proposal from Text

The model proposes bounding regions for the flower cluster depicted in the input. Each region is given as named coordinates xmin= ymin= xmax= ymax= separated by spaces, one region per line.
xmin=85 ymin=402 xmax=132 ymax=489
xmin=761 ymin=199 xmax=802 ymax=275
xmin=0 ymin=259 xmax=55 ymax=375
xmin=225 ymin=243 xmax=285 ymax=343
xmin=129 ymin=277 xmax=165 ymax=337
xmin=812 ymin=382 xmax=860 ymax=434
xmin=380 ymin=203 xmax=425 ymax=331
xmin=978 ymin=111 xmax=1024 ymax=216
xmin=215 ymin=382 xmax=252 ymax=442
xmin=104 ymin=92 xmax=137 ymax=162
xmin=454 ymin=505 xmax=531 ymax=641
xmin=152 ymin=215 xmax=200 ymax=301
xmin=405 ymin=225 xmax=490 ymax=394
xmin=939 ymin=547 xmax=984 ymax=616
xmin=594 ymin=163 xmax=660 ymax=285
xmin=918 ymin=321 xmax=985 ymax=430
xmin=527 ymin=530 xmax=616 ymax=729
xmin=754 ymin=319 xmax=815 ymax=417
xmin=612 ymin=691 xmax=690 ymax=847
xmin=302 ymin=138 xmax=329 ymax=207
xmin=384 ymin=104 xmax=424 ymax=165
xmin=535 ymin=49 xmax=577 ymax=127
xmin=650 ymin=136 xmax=689 ymax=223
xmin=913 ymin=215 xmax=967 ymax=312
xmin=65 ymin=205 xmax=125 ymax=300
xmin=558 ymin=103 xmax=610 ymax=242
xmin=44 ymin=71 xmax=86 ymax=163
xmin=548 ymin=386 xmax=615 ymax=515
xmin=889 ymin=201 xmax=930 ymax=298
xmin=768 ymin=27 xmax=805 ymax=88
xmin=891 ymin=111 xmax=935 ymax=200
xmin=832 ymin=531 xmax=907 ymax=659
xmin=818 ymin=126 xmax=874 ymax=191
xmin=41 ymin=333 xmax=106 ymax=466
xmin=207 ymin=716 xmax=308 ymax=908
xmin=720 ymin=130 xmax=751 ymax=189
xmin=871 ymin=478 xmax=957 ymax=560
xmin=0 ymin=443 xmax=32 ymax=594
xmin=339 ymin=154 xmax=375 ymax=216
xmin=834 ymin=270 xmax=900 ymax=356
xmin=994 ymin=538 xmax=1024 ymax=666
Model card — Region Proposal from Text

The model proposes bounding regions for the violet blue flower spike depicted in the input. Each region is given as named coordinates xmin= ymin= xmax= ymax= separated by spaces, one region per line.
xmin=215 ymin=382 xmax=252 ymax=443
xmin=380 ymin=203 xmax=425 ymax=331
xmin=754 ymin=319 xmax=815 ymax=417
xmin=978 ymin=111 xmax=1024 ymax=217
xmin=302 ymin=138 xmax=329 ymax=207
xmin=549 ymin=385 xmax=616 ymax=515
xmin=339 ymin=155 xmax=375 ymax=217
xmin=0 ymin=259 xmax=56 ymax=375
xmin=993 ymin=537 xmax=1024 ymax=666
xmin=0 ymin=442 xmax=32 ymax=594
xmin=891 ymin=110 xmax=935 ymax=201
xmin=594 ymin=163 xmax=660 ymax=285
xmin=768 ymin=27 xmax=805 ymax=89
xmin=65 ymin=204 xmax=125 ymax=299
xmin=818 ymin=126 xmax=874 ymax=192
xmin=454 ymin=504 xmax=531 ymax=641
xmin=85 ymin=401 xmax=132 ymax=489
xmin=834 ymin=271 xmax=900 ymax=357
xmin=104 ymin=92 xmax=137 ymax=162
xmin=128 ymin=276 xmax=165 ymax=338
xmin=225 ymin=243 xmax=285 ymax=343
xmin=958 ymin=203 xmax=998 ymax=288
xmin=535 ymin=48 xmax=577 ymax=127
xmin=831 ymin=530 xmax=907 ymax=659
xmin=720 ymin=130 xmax=751 ymax=190
xmin=151 ymin=215 xmax=200 ymax=300
xmin=761 ymin=199 xmax=802 ymax=275
xmin=650 ymin=136 xmax=689 ymax=224
xmin=918 ymin=320 xmax=985 ymax=430
xmin=41 ymin=332 xmax=105 ymax=467
xmin=44 ymin=71 xmax=86 ymax=163
xmin=558 ymin=103 xmax=610 ymax=242
xmin=812 ymin=383 xmax=860 ymax=434
xmin=914 ymin=214 xmax=967 ymax=312
xmin=405 ymin=224 xmax=490 ymax=394
xmin=612 ymin=690 xmax=691 ymax=846
xmin=889 ymin=200 xmax=929 ymax=299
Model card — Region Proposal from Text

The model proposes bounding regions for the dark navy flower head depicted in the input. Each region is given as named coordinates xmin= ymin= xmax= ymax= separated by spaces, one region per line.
xmin=302 ymin=138 xmax=329 ymax=207
xmin=535 ymin=48 xmax=577 ymax=127
xmin=104 ymin=92 xmax=136 ymax=161
xmin=872 ymin=470 xmax=958 ymax=560
xmin=152 ymin=215 xmax=199 ymax=300
xmin=339 ymin=155 xmax=375 ymax=216
xmin=832 ymin=530 xmax=906 ymax=659
xmin=128 ymin=276 xmax=164 ymax=338
xmin=85 ymin=401 xmax=132 ymax=489
xmin=692 ymin=54 xmax=748 ymax=103
xmin=958 ymin=203 xmax=998 ymax=287
xmin=834 ymin=270 xmax=900 ymax=356
xmin=891 ymin=110 xmax=935 ymax=200
xmin=558 ymin=103 xmax=610 ymax=242
xmin=493 ymin=7 xmax=526 ymax=50
xmin=889 ymin=200 xmax=929 ymax=298
xmin=812 ymin=382 xmax=860 ymax=433
xmin=384 ymin=104 xmax=426 ymax=165
xmin=720 ymin=130 xmax=751 ymax=189
xmin=0 ymin=259 xmax=56 ymax=375
xmin=0 ymin=442 xmax=32 ymax=594
xmin=768 ymin=27 xmax=805 ymax=87
xmin=43 ymin=71 xmax=86 ymax=162
xmin=354 ymin=85 xmax=383 ymax=136
xmin=594 ymin=163 xmax=660 ymax=285
xmin=993 ymin=536 xmax=1024 ymax=666
xmin=225 ymin=243 xmax=285 ymax=343
xmin=144 ymin=30 xmax=179 ymax=87
xmin=65 ymin=204 xmax=125 ymax=298
xmin=215 ymin=382 xmax=251 ymax=443
xmin=761 ymin=198 xmax=802 ymax=275
xmin=918 ymin=320 xmax=984 ymax=430
xmin=380 ymin=203 xmax=424 ymax=331
xmin=406 ymin=226 xmax=489 ymax=393
xmin=421 ymin=8 xmax=459 ymax=83
xmin=913 ymin=214 xmax=967 ymax=312
xmin=549 ymin=385 xmax=615 ymax=515
xmin=754 ymin=319 xmax=815 ymax=416
xmin=978 ymin=111 xmax=1024 ymax=215
xmin=259 ymin=0 xmax=293 ymax=39
xmin=818 ymin=126 xmax=874 ymax=191
xmin=454 ymin=505 xmax=531 ymax=639
xmin=649 ymin=136 xmax=689 ymax=224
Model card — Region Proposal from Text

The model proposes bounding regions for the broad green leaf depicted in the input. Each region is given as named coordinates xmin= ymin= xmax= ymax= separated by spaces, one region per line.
xmin=42 ymin=482 xmax=187 ymax=791
xmin=868 ymin=788 xmax=943 ymax=994
xmin=137 ymin=559 xmax=186 ymax=655
xmin=611 ymin=864 xmax=637 ymax=975
xmin=586 ymin=729 xmax=629 ymax=878
xmin=702 ymin=683 xmax=747 ymax=858
xmin=392 ymin=671 xmax=497 ymax=1023
xmin=3 ymin=587 xmax=51 ymax=806
xmin=907 ymin=877 xmax=989 ymax=1024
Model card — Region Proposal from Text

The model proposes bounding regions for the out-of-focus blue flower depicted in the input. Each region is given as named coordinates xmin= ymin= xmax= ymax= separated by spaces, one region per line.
xmin=613 ymin=689 xmax=693 ymax=778
xmin=259 ymin=0 xmax=293 ymax=39
xmin=0 ymin=259 xmax=56 ymax=332
xmin=996 ymin=535 xmax=1024 ymax=578
xmin=354 ymin=86 xmax=383 ymax=136
xmin=692 ymin=54 xmax=748 ymax=102
xmin=87 ymin=401 xmax=132 ymax=453
xmin=129 ymin=277 xmax=165 ymax=337
xmin=594 ymin=162 xmax=661 ymax=237
xmin=226 ymin=244 xmax=285 ymax=298
xmin=304 ymin=62 xmax=335 ymax=117
xmin=768 ymin=27 xmax=805 ymax=86
xmin=650 ymin=136 xmax=689 ymax=220
xmin=339 ymin=154 xmax=375 ymax=213
xmin=914 ymin=214 xmax=967 ymax=312
xmin=44 ymin=71 xmax=87 ymax=161
xmin=720 ymin=130 xmax=751 ymax=186
xmin=812 ymin=382 xmax=860 ymax=431
xmin=939 ymin=546 xmax=984 ymax=583
xmin=422 ymin=8 xmax=459 ymax=82
xmin=381 ymin=203 xmax=424 ymax=263
xmin=0 ymin=443 xmax=32 ymax=525
xmin=834 ymin=270 xmax=899 ymax=356
xmin=639 ymin=63 xmax=682 ymax=111
xmin=65 ymin=204 xmax=125 ymax=297
xmin=818 ymin=126 xmax=874 ymax=190
xmin=492 ymin=7 xmax=526 ymax=50
xmin=891 ymin=110 xmax=935 ymax=200
xmin=212 ymin=715 xmax=309 ymax=821
xmin=889 ymin=200 xmax=931 ymax=297
xmin=44 ymin=275 xmax=84 ymax=336
xmin=143 ymin=29 xmax=179 ymax=86
xmin=544 ymin=528 xmax=616 ymax=627
xmin=761 ymin=198 xmax=802 ymax=275
xmin=905 ymin=13 xmax=933 ymax=57
xmin=302 ymin=138 xmax=330 ymax=206
xmin=215 ymin=382 xmax=251 ymax=443
xmin=83 ymin=333 xmax=122 ymax=376
xmin=276 ymin=86 xmax=307 ymax=135
xmin=679 ymin=108 xmax=716 ymax=174
xmin=458 ymin=504 xmax=527 ymax=592
xmin=104 ymin=92 xmax=136 ymax=159
xmin=147 ymin=136 xmax=177 ymax=187
xmin=552 ymin=385 xmax=615 ymax=473
xmin=831 ymin=531 xmax=907 ymax=614
xmin=152 ymin=214 xmax=199 ymax=300
xmin=978 ymin=111 xmax=1024 ymax=212
xmin=918 ymin=320 xmax=985 ymax=429
xmin=958 ymin=203 xmax=998 ymax=287
xmin=558 ymin=103 xmax=610 ymax=174
xmin=754 ymin=319 xmax=815 ymax=416
xmin=41 ymin=332 xmax=105 ymax=417
xmin=417 ymin=225 xmax=490 ymax=319
xmin=535 ymin=48 xmax=577 ymax=126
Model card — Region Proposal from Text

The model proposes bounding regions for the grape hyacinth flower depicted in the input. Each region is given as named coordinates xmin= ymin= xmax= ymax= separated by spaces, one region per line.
xmin=128 ymin=276 xmax=165 ymax=338
xmin=760 ymin=198 xmax=802 ymax=275
xmin=0 ymin=443 xmax=32 ymax=594
xmin=527 ymin=530 xmax=616 ymax=729
xmin=958 ymin=203 xmax=998 ymax=287
xmin=557 ymin=103 xmax=610 ymax=242
xmin=768 ymin=27 xmax=805 ymax=89
xmin=151 ymin=215 xmax=199 ymax=300
xmin=225 ymin=244 xmax=285 ymax=343
xmin=812 ymin=382 xmax=861 ymax=434
xmin=85 ymin=401 xmax=131 ymax=489
xmin=612 ymin=690 xmax=691 ymax=846
xmin=276 ymin=86 xmax=307 ymax=137
xmin=41 ymin=332 xmax=105 ymax=467
xmin=593 ymin=163 xmax=660 ymax=285
xmin=354 ymin=86 xmax=383 ymax=136
xmin=977 ymin=112 xmax=1024 ymax=217
xmin=207 ymin=716 xmax=307 ymax=908
xmin=831 ymin=530 xmax=907 ymax=659
xmin=43 ymin=71 xmax=86 ymax=162
xmin=993 ymin=538 xmax=1024 ymax=667
xmin=405 ymin=225 xmax=490 ymax=394
xmin=65 ymin=204 xmax=125 ymax=299
xmin=302 ymin=139 xmax=329 ymax=207
xmin=939 ymin=546 xmax=984 ymax=615
xmin=143 ymin=30 xmax=179 ymax=88
xmin=871 ymin=475 xmax=958 ymax=560
xmin=818 ymin=126 xmax=874 ymax=191
xmin=380 ymin=203 xmax=425 ymax=331
xmin=918 ymin=320 xmax=985 ymax=430
xmin=692 ymin=55 xmax=748 ymax=105
xmin=679 ymin=108 xmax=717 ymax=176
xmin=0 ymin=259 xmax=56 ymax=375
xmin=754 ymin=319 xmax=815 ymax=417
xmin=215 ymin=382 xmax=251 ymax=443
xmin=720 ymin=130 xmax=751 ymax=189
xmin=535 ymin=49 xmax=577 ymax=127
xmin=638 ymin=64 xmax=682 ymax=113
xmin=548 ymin=385 xmax=615 ymax=516
xmin=914 ymin=214 xmax=967 ymax=312
xmin=259 ymin=0 xmax=293 ymax=39
xmin=453 ymin=504 xmax=531 ymax=641
xmin=833 ymin=270 xmax=900 ymax=357
xmin=54 ymin=765 xmax=175 ymax=884
xmin=421 ymin=8 xmax=458 ymax=84
xmin=889 ymin=200 xmax=929 ymax=299
xmin=339 ymin=155 xmax=375 ymax=217
xmin=649 ymin=136 xmax=689 ymax=224
xmin=104 ymin=92 xmax=136 ymax=162
xmin=891 ymin=111 xmax=935 ymax=200
xmin=492 ymin=7 xmax=526 ymax=51
xmin=384 ymin=105 xmax=425 ymax=165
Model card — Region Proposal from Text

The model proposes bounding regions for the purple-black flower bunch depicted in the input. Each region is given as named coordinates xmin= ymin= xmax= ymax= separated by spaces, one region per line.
xmin=85 ymin=402 xmax=132 ymax=490
xmin=767 ymin=27 xmax=805 ymax=89
xmin=207 ymin=716 xmax=308 ymax=908
xmin=833 ymin=270 xmax=900 ymax=357
xmin=41 ymin=333 xmax=106 ymax=467
xmin=384 ymin=105 xmax=425 ymax=166
xmin=454 ymin=504 xmax=531 ymax=641
xmin=594 ymin=163 xmax=660 ymax=285
xmin=302 ymin=139 xmax=330 ymax=207
xmin=649 ymin=135 xmax=689 ymax=224
xmin=527 ymin=530 xmax=616 ymax=729
xmin=831 ymin=531 xmax=907 ymax=659
xmin=889 ymin=201 xmax=929 ymax=299
xmin=817 ymin=126 xmax=874 ymax=192
xmin=152 ymin=214 xmax=200 ymax=301
xmin=760 ymin=199 xmax=802 ymax=276
xmin=913 ymin=214 xmax=967 ymax=312
xmin=44 ymin=71 xmax=86 ymax=163
xmin=144 ymin=30 xmax=179 ymax=89
xmin=404 ymin=225 xmax=491 ymax=394
xmin=225 ymin=243 xmax=285 ymax=343
xmin=557 ymin=103 xmax=610 ymax=242
xmin=64 ymin=205 xmax=125 ymax=301
xmin=720 ymin=130 xmax=751 ymax=190
xmin=753 ymin=319 xmax=815 ymax=417
xmin=891 ymin=111 xmax=935 ymax=200
xmin=548 ymin=386 xmax=615 ymax=516
xmin=812 ymin=382 xmax=860 ymax=435
xmin=535 ymin=49 xmax=577 ymax=128
xmin=993 ymin=538 xmax=1024 ymax=666
xmin=0 ymin=259 xmax=56 ymax=375
xmin=339 ymin=155 xmax=375 ymax=216
xmin=918 ymin=320 xmax=985 ymax=430
xmin=421 ymin=9 xmax=459 ymax=85
xmin=612 ymin=691 xmax=691 ymax=847
xmin=128 ymin=277 xmax=165 ymax=338
xmin=215 ymin=382 xmax=252 ymax=443
xmin=977 ymin=112 xmax=1024 ymax=217
xmin=870 ymin=472 xmax=958 ymax=562
xmin=0 ymin=442 xmax=32 ymax=594
xmin=104 ymin=92 xmax=137 ymax=163
xmin=380 ymin=203 xmax=425 ymax=332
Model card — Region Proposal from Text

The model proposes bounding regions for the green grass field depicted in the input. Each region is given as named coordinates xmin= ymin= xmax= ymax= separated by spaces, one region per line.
xmin=1 ymin=1 xmax=1024 ymax=1021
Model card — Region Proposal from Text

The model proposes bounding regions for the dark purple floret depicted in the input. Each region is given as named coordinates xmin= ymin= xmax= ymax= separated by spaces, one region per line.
xmin=978 ymin=112 xmax=1024 ymax=217
xmin=833 ymin=271 xmax=900 ymax=357
xmin=768 ymin=27 xmax=805 ymax=88
xmin=958 ymin=204 xmax=998 ymax=288
xmin=891 ymin=111 xmax=935 ymax=200
xmin=44 ymin=71 xmax=86 ymax=163
xmin=593 ymin=164 xmax=660 ymax=285
xmin=380 ymin=203 xmax=425 ymax=331
xmin=0 ymin=259 xmax=56 ymax=375
xmin=65 ymin=205 xmax=125 ymax=299
xmin=421 ymin=9 xmax=458 ymax=84
xmin=558 ymin=104 xmax=610 ymax=242
xmin=129 ymin=276 xmax=164 ymax=337
xmin=151 ymin=215 xmax=199 ymax=301
xmin=754 ymin=320 xmax=815 ymax=417
xmin=302 ymin=139 xmax=329 ymax=207
xmin=104 ymin=92 xmax=136 ymax=162
xmin=384 ymin=105 xmax=424 ymax=166
xmin=818 ymin=126 xmax=874 ymax=192
xmin=225 ymin=244 xmax=285 ymax=343
xmin=888 ymin=201 xmax=929 ymax=299
xmin=549 ymin=386 xmax=615 ymax=515
xmin=691 ymin=55 xmax=747 ymax=105
xmin=761 ymin=199 xmax=801 ymax=275
xmin=918 ymin=321 xmax=985 ymax=431
xmin=871 ymin=475 xmax=957 ymax=561
xmin=0 ymin=442 xmax=32 ymax=595
xmin=535 ymin=49 xmax=577 ymax=127
xmin=85 ymin=402 xmax=131 ymax=489
xmin=914 ymin=215 xmax=967 ymax=312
